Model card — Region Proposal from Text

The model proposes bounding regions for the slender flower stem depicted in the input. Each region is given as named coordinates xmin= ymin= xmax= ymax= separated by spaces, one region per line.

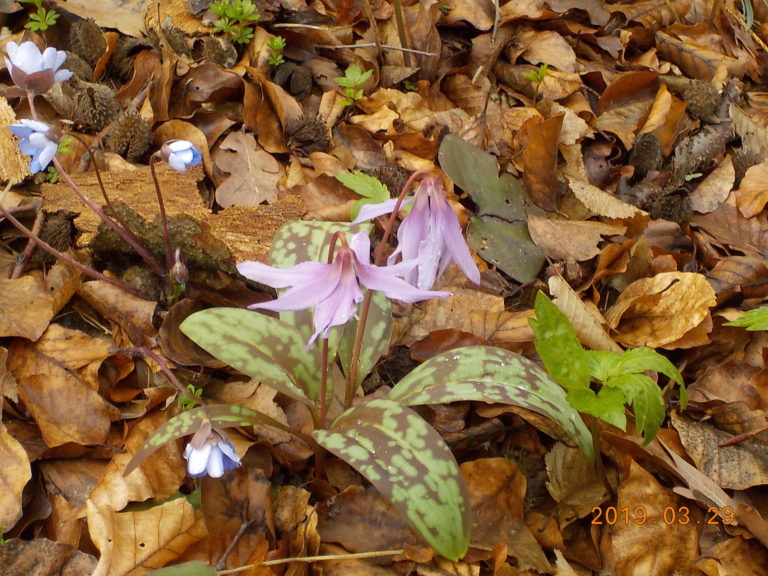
xmin=319 ymin=337 xmax=330 ymax=428
xmin=0 ymin=200 xmax=147 ymax=298
xmin=26 ymin=91 xmax=37 ymax=121
xmin=149 ymin=154 xmax=175 ymax=276
xmin=344 ymin=170 xmax=430 ymax=406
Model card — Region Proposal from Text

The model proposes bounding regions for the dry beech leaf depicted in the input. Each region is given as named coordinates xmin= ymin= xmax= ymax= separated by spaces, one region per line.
xmin=638 ymin=84 xmax=673 ymax=134
xmin=88 ymin=496 xmax=207 ymax=576
xmin=528 ymin=215 xmax=626 ymax=261
xmin=0 ymin=95 xmax=31 ymax=185
xmin=671 ymin=412 xmax=768 ymax=490
xmin=440 ymin=0 xmax=495 ymax=29
xmin=690 ymin=154 xmax=734 ymax=214
xmin=519 ymin=29 xmax=578 ymax=72
xmin=214 ymin=130 xmax=284 ymax=207
xmin=596 ymin=71 xmax=659 ymax=148
xmin=8 ymin=325 xmax=114 ymax=448
xmin=548 ymin=275 xmax=621 ymax=352
xmin=731 ymin=103 xmax=768 ymax=160
xmin=735 ymin=161 xmax=768 ymax=218
xmin=604 ymin=271 xmax=716 ymax=348
xmin=523 ymin=113 xmax=563 ymax=211
xmin=462 ymin=309 xmax=535 ymax=348
xmin=655 ymin=30 xmax=742 ymax=82
xmin=0 ymin=274 xmax=55 ymax=339
xmin=546 ymin=442 xmax=609 ymax=529
xmin=609 ymin=460 xmax=699 ymax=576
xmin=568 ymin=176 xmax=646 ymax=219
xmin=0 ymin=423 xmax=31 ymax=529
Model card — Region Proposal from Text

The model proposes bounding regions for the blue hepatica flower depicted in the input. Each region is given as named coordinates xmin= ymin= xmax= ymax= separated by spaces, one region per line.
xmin=160 ymin=140 xmax=202 ymax=172
xmin=354 ymin=177 xmax=480 ymax=290
xmin=9 ymin=119 xmax=59 ymax=173
xmin=4 ymin=41 xmax=72 ymax=95
xmin=184 ymin=431 xmax=241 ymax=478
xmin=237 ymin=232 xmax=450 ymax=345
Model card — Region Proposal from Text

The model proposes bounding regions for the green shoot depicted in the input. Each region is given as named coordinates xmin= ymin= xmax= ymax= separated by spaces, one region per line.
xmin=267 ymin=35 xmax=286 ymax=67
xmin=335 ymin=171 xmax=390 ymax=220
xmin=334 ymin=64 xmax=373 ymax=107
xmin=523 ymin=63 xmax=549 ymax=84
xmin=18 ymin=0 xmax=59 ymax=31
xmin=210 ymin=0 xmax=261 ymax=45
xmin=179 ymin=384 xmax=203 ymax=409
xmin=724 ymin=307 xmax=768 ymax=331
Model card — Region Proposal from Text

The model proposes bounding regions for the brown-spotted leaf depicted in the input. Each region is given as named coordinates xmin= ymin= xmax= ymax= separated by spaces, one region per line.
xmin=315 ymin=399 xmax=471 ymax=561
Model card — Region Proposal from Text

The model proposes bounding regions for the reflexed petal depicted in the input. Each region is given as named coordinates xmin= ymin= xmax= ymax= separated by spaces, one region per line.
xmin=238 ymin=260 xmax=329 ymax=288
xmin=9 ymin=124 xmax=34 ymax=139
xmin=350 ymin=198 xmax=403 ymax=225
xmin=349 ymin=231 xmax=372 ymax=264
xmin=310 ymin=261 xmax=361 ymax=343
xmin=356 ymin=260 xmax=450 ymax=303
xmin=16 ymin=119 xmax=51 ymax=133
xmin=249 ymin=278 xmax=337 ymax=313
xmin=434 ymin=197 xmax=480 ymax=284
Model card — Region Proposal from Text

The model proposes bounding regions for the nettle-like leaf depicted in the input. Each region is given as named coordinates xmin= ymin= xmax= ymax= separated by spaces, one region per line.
xmin=180 ymin=308 xmax=320 ymax=404
xmin=335 ymin=171 xmax=390 ymax=220
xmin=566 ymin=387 xmax=626 ymax=430
xmin=387 ymin=346 xmax=594 ymax=461
xmin=314 ymin=398 xmax=470 ymax=560
xmin=338 ymin=289 xmax=392 ymax=387
xmin=529 ymin=291 xmax=591 ymax=391
xmin=609 ymin=373 xmax=665 ymax=440
xmin=724 ymin=306 xmax=768 ymax=331
xmin=124 ymin=405 xmax=288 ymax=476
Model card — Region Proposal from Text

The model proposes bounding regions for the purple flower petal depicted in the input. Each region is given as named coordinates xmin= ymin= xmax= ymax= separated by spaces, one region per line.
xmin=351 ymin=198 xmax=404 ymax=225
xmin=356 ymin=259 xmax=450 ymax=303
xmin=238 ymin=260 xmax=329 ymax=289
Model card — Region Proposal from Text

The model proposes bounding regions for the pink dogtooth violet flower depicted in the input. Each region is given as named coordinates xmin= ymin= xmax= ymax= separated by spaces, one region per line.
xmin=237 ymin=232 xmax=450 ymax=346
xmin=4 ymin=41 xmax=72 ymax=95
xmin=353 ymin=177 xmax=481 ymax=290
xmin=184 ymin=425 xmax=241 ymax=478
xmin=9 ymin=119 xmax=60 ymax=173
xmin=159 ymin=140 xmax=202 ymax=172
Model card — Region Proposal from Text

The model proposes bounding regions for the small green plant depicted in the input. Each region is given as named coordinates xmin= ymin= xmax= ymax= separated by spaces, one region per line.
xmin=179 ymin=384 xmax=203 ymax=409
xmin=334 ymin=64 xmax=373 ymax=106
xmin=0 ymin=529 xmax=10 ymax=545
xmin=335 ymin=171 xmax=390 ymax=220
xmin=18 ymin=0 xmax=59 ymax=31
xmin=529 ymin=292 xmax=687 ymax=443
xmin=44 ymin=136 xmax=73 ymax=183
xmin=267 ymin=35 xmax=286 ymax=67
xmin=724 ymin=307 xmax=768 ymax=330
xmin=210 ymin=0 xmax=261 ymax=45
xmin=523 ymin=62 xmax=549 ymax=84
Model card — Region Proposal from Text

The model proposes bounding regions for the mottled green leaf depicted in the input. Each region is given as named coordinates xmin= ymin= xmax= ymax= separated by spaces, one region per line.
xmin=124 ymin=405 xmax=288 ymax=476
xmin=439 ymin=135 xmax=526 ymax=221
xmin=180 ymin=308 xmax=319 ymax=404
xmin=467 ymin=217 xmax=544 ymax=284
xmin=315 ymin=399 xmax=470 ymax=560
xmin=339 ymin=290 xmax=392 ymax=387
xmin=146 ymin=561 xmax=216 ymax=575
xmin=608 ymin=373 xmax=665 ymax=442
xmin=567 ymin=387 xmax=627 ymax=431
xmin=725 ymin=306 xmax=768 ymax=331
xmin=530 ymin=291 xmax=591 ymax=391
xmin=387 ymin=346 xmax=593 ymax=461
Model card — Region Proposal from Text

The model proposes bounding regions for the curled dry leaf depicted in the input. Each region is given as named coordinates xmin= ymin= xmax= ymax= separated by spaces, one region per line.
xmin=0 ymin=423 xmax=31 ymax=529
xmin=605 ymin=271 xmax=716 ymax=348
xmin=735 ymin=162 xmax=768 ymax=218
xmin=0 ymin=275 xmax=55 ymax=340
xmin=528 ymin=215 xmax=626 ymax=262
xmin=567 ymin=176 xmax=646 ymax=219
xmin=690 ymin=154 xmax=734 ymax=214
xmin=548 ymin=275 xmax=621 ymax=352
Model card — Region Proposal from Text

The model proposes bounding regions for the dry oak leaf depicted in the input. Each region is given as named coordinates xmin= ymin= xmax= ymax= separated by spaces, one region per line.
xmin=604 ymin=271 xmax=716 ymax=348
xmin=214 ymin=130 xmax=284 ymax=207
xmin=528 ymin=215 xmax=626 ymax=261
xmin=735 ymin=161 xmax=768 ymax=218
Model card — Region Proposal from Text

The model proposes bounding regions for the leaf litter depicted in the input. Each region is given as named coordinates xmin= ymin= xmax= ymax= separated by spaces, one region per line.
xmin=1 ymin=0 xmax=768 ymax=574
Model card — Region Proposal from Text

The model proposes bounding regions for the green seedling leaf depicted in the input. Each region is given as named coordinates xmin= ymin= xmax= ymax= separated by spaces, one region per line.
xmin=468 ymin=216 xmax=544 ymax=283
xmin=180 ymin=308 xmax=320 ymax=404
xmin=336 ymin=171 xmax=390 ymax=219
xmin=339 ymin=289 xmax=392 ymax=387
xmin=566 ymin=387 xmax=627 ymax=431
xmin=146 ymin=561 xmax=217 ymax=575
xmin=608 ymin=373 xmax=665 ymax=441
xmin=724 ymin=307 xmax=768 ymax=331
xmin=529 ymin=291 xmax=591 ymax=391
xmin=124 ymin=405 xmax=289 ymax=476
xmin=439 ymin=135 xmax=526 ymax=221
xmin=334 ymin=64 xmax=373 ymax=88
xmin=315 ymin=399 xmax=470 ymax=560
xmin=387 ymin=345 xmax=593 ymax=461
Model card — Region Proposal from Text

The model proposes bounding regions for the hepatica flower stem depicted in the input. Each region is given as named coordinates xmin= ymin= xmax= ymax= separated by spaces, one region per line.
xmin=344 ymin=169 xmax=431 ymax=407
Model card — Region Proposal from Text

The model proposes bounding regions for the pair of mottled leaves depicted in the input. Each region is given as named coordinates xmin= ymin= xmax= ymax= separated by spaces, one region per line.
xmin=529 ymin=291 xmax=687 ymax=443
xmin=129 ymin=221 xmax=594 ymax=561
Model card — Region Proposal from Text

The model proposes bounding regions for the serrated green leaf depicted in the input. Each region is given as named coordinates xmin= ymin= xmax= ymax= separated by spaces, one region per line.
xmin=180 ymin=308 xmax=319 ymax=404
xmin=146 ymin=560 xmax=216 ymax=575
xmin=315 ymin=399 xmax=470 ymax=560
xmin=530 ymin=292 xmax=591 ymax=391
xmin=467 ymin=217 xmax=544 ymax=283
xmin=336 ymin=171 xmax=390 ymax=201
xmin=387 ymin=345 xmax=593 ymax=461
xmin=339 ymin=289 xmax=392 ymax=387
xmin=608 ymin=374 xmax=665 ymax=442
xmin=124 ymin=405 xmax=288 ymax=476
xmin=567 ymin=387 xmax=627 ymax=431
xmin=724 ymin=307 xmax=768 ymax=331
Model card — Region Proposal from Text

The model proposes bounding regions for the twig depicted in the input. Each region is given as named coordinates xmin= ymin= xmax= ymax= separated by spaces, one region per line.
xmin=316 ymin=42 xmax=436 ymax=57
xmin=217 ymin=549 xmax=405 ymax=574
xmin=10 ymin=207 xmax=44 ymax=279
